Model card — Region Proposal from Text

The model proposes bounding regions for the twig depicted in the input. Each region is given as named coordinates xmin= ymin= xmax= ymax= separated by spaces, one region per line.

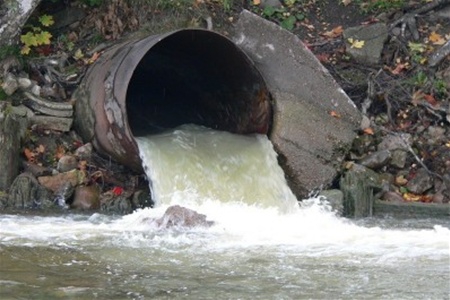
xmin=428 ymin=39 xmax=450 ymax=67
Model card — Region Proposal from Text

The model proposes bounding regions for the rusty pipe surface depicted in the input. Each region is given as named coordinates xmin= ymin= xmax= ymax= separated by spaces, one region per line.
xmin=74 ymin=29 xmax=272 ymax=172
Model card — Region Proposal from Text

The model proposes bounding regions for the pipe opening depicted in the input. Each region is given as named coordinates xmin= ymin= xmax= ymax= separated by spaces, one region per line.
xmin=125 ymin=29 xmax=272 ymax=137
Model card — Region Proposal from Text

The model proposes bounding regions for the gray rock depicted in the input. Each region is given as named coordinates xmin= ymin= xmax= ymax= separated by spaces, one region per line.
xmin=406 ymin=168 xmax=433 ymax=194
xmin=74 ymin=143 xmax=93 ymax=159
xmin=101 ymin=195 xmax=133 ymax=215
xmin=358 ymin=149 xmax=391 ymax=169
xmin=18 ymin=77 xmax=32 ymax=89
xmin=390 ymin=149 xmax=407 ymax=168
xmin=8 ymin=173 xmax=54 ymax=209
xmin=378 ymin=133 xmax=412 ymax=151
xmin=343 ymin=23 xmax=388 ymax=65
xmin=260 ymin=0 xmax=282 ymax=8
xmin=233 ymin=11 xmax=361 ymax=198
xmin=131 ymin=189 xmax=153 ymax=209
xmin=31 ymin=84 xmax=41 ymax=96
xmin=426 ymin=126 xmax=446 ymax=145
xmin=2 ymin=73 xmax=19 ymax=95
xmin=57 ymin=155 xmax=78 ymax=173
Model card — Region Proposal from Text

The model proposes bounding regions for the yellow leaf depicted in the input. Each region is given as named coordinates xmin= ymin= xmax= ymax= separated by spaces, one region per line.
xmin=347 ymin=38 xmax=365 ymax=49
xmin=20 ymin=45 xmax=31 ymax=55
xmin=429 ymin=31 xmax=446 ymax=45
xmin=253 ymin=0 xmax=261 ymax=5
xmin=74 ymin=49 xmax=84 ymax=60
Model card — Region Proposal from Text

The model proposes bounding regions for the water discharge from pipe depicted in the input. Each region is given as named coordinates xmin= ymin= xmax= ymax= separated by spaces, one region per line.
xmin=136 ymin=124 xmax=299 ymax=213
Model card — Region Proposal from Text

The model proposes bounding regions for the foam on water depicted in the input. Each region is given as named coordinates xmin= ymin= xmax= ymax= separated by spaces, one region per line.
xmin=2 ymin=124 xmax=448 ymax=264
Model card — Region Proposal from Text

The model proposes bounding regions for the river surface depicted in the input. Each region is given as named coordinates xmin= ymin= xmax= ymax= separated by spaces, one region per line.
xmin=1 ymin=125 xmax=449 ymax=299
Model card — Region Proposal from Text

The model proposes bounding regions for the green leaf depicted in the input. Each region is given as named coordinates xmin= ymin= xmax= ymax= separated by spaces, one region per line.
xmin=21 ymin=32 xmax=38 ymax=47
xmin=408 ymin=42 xmax=426 ymax=53
xmin=263 ymin=6 xmax=275 ymax=17
xmin=35 ymin=31 xmax=52 ymax=45
xmin=295 ymin=13 xmax=305 ymax=21
xmin=39 ymin=14 xmax=54 ymax=27
xmin=281 ymin=15 xmax=296 ymax=31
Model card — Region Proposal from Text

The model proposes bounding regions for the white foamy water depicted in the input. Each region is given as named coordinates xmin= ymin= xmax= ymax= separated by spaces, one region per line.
xmin=0 ymin=124 xmax=449 ymax=299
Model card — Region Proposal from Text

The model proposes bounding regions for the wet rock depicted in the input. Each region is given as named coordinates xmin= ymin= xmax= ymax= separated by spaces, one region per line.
xmin=101 ymin=192 xmax=133 ymax=214
xmin=23 ymin=92 xmax=73 ymax=117
xmin=74 ymin=143 xmax=93 ymax=159
xmin=358 ymin=149 xmax=391 ymax=170
xmin=0 ymin=102 xmax=21 ymax=190
xmin=54 ymin=181 xmax=75 ymax=208
xmin=390 ymin=150 xmax=407 ymax=168
xmin=71 ymin=185 xmax=100 ymax=210
xmin=131 ymin=189 xmax=153 ymax=209
xmin=57 ymin=155 xmax=78 ymax=173
xmin=340 ymin=164 xmax=387 ymax=217
xmin=30 ymin=115 xmax=73 ymax=132
xmin=318 ymin=189 xmax=343 ymax=215
xmin=38 ymin=169 xmax=85 ymax=193
xmin=378 ymin=133 xmax=412 ymax=151
xmin=381 ymin=191 xmax=404 ymax=203
xmin=8 ymin=173 xmax=53 ymax=209
xmin=155 ymin=205 xmax=214 ymax=228
xmin=2 ymin=73 xmax=19 ymax=95
xmin=406 ymin=168 xmax=433 ymax=194
xmin=343 ymin=23 xmax=388 ymax=65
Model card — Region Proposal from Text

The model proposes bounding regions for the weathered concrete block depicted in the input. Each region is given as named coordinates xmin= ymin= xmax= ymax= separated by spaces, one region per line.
xmin=233 ymin=11 xmax=361 ymax=198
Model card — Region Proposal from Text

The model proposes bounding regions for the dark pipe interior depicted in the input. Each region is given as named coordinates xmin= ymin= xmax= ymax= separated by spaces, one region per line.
xmin=126 ymin=30 xmax=272 ymax=137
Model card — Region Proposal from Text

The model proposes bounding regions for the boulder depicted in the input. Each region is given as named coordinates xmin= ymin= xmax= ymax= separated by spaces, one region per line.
xmin=7 ymin=173 xmax=53 ymax=209
xmin=155 ymin=205 xmax=214 ymax=228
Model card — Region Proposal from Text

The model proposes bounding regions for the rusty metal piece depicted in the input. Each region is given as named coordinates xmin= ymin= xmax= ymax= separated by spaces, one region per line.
xmin=74 ymin=29 xmax=271 ymax=172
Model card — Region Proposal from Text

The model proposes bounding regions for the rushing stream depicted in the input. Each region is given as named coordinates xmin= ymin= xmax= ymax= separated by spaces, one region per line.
xmin=1 ymin=125 xmax=449 ymax=299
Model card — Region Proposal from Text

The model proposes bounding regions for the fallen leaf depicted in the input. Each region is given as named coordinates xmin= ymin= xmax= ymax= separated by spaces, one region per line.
xmin=253 ymin=0 xmax=261 ymax=5
xmin=321 ymin=26 xmax=343 ymax=38
xmin=347 ymin=38 xmax=365 ymax=48
xmin=37 ymin=144 xmax=45 ymax=153
xmin=395 ymin=175 xmax=408 ymax=186
xmin=54 ymin=145 xmax=65 ymax=160
xmin=363 ymin=127 xmax=374 ymax=135
xmin=388 ymin=62 xmax=409 ymax=75
xmin=408 ymin=42 xmax=426 ymax=53
xmin=429 ymin=31 xmax=446 ymax=45
xmin=403 ymin=192 xmax=421 ymax=201
xmin=423 ymin=93 xmax=438 ymax=106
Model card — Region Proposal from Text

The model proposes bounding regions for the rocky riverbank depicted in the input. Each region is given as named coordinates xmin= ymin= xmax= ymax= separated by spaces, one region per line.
xmin=0 ymin=0 xmax=449 ymax=216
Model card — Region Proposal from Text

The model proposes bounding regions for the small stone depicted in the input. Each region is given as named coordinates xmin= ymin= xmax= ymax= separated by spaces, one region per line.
xmin=406 ymin=168 xmax=433 ymax=194
xmin=74 ymin=143 xmax=93 ymax=159
xmin=31 ymin=84 xmax=41 ymax=96
xmin=71 ymin=185 xmax=100 ymax=210
xmin=17 ymin=77 xmax=32 ymax=89
xmin=358 ymin=149 xmax=391 ymax=169
xmin=378 ymin=133 xmax=412 ymax=151
xmin=155 ymin=205 xmax=214 ymax=228
xmin=57 ymin=155 xmax=78 ymax=173
xmin=381 ymin=191 xmax=404 ymax=203
xmin=390 ymin=149 xmax=407 ymax=168
xmin=2 ymin=73 xmax=19 ymax=95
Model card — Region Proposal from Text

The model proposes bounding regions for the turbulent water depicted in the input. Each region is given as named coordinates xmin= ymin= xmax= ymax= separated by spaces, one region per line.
xmin=1 ymin=124 xmax=449 ymax=299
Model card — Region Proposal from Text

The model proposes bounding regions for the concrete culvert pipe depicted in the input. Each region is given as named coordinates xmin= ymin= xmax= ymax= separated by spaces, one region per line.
xmin=74 ymin=29 xmax=272 ymax=172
